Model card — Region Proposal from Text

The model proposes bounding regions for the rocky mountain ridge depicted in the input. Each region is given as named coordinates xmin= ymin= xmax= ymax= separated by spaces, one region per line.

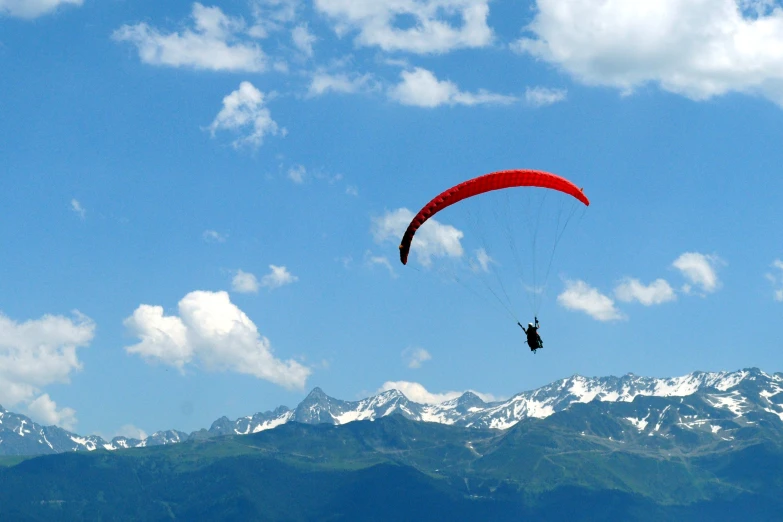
xmin=1 ymin=367 xmax=781 ymax=456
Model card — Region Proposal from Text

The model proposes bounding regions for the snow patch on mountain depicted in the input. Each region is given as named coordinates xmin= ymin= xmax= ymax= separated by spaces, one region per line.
xmin=764 ymin=408 xmax=783 ymax=421
xmin=40 ymin=431 xmax=53 ymax=450
xmin=626 ymin=413 xmax=650 ymax=431
xmin=69 ymin=436 xmax=97 ymax=451
xmin=334 ymin=408 xmax=376 ymax=424
xmin=17 ymin=420 xmax=30 ymax=437
xmin=419 ymin=407 xmax=457 ymax=425
xmin=252 ymin=411 xmax=294 ymax=433
xmin=704 ymin=391 xmax=749 ymax=417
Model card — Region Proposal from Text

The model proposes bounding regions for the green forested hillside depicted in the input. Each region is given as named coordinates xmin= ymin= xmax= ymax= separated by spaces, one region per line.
xmin=1 ymin=409 xmax=782 ymax=521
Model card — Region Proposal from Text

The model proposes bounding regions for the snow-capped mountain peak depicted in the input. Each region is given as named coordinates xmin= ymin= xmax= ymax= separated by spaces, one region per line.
xmin=2 ymin=367 xmax=781 ymax=456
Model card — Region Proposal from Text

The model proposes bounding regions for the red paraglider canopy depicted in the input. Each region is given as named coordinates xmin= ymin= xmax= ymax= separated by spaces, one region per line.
xmin=399 ymin=169 xmax=589 ymax=265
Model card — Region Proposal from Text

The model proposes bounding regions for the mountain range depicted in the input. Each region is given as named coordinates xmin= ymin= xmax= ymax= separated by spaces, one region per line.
xmin=1 ymin=367 xmax=781 ymax=456
xmin=2 ymin=367 xmax=783 ymax=520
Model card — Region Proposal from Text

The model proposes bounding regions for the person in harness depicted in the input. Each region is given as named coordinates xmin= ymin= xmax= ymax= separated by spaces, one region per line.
xmin=518 ymin=317 xmax=543 ymax=353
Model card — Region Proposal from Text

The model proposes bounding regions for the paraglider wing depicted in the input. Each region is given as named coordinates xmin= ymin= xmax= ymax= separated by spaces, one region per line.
xmin=398 ymin=169 xmax=590 ymax=265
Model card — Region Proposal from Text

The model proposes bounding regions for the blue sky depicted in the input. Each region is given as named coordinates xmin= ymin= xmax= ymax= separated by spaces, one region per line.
xmin=1 ymin=0 xmax=782 ymax=440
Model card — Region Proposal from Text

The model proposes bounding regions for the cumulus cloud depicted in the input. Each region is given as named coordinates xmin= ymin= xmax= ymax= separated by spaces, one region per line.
xmin=513 ymin=0 xmax=783 ymax=106
xmin=389 ymin=67 xmax=517 ymax=107
xmin=70 ymin=199 xmax=86 ymax=220
xmin=614 ymin=278 xmax=677 ymax=305
xmin=378 ymin=381 xmax=499 ymax=404
xmin=0 ymin=0 xmax=82 ymax=19
xmin=124 ymin=291 xmax=310 ymax=389
xmin=202 ymin=229 xmax=227 ymax=243
xmin=113 ymin=3 xmax=266 ymax=72
xmin=291 ymin=24 xmax=316 ymax=57
xmin=232 ymin=270 xmax=259 ymax=293
xmin=27 ymin=394 xmax=77 ymax=431
xmin=525 ymin=86 xmax=567 ymax=107
xmin=402 ymin=347 xmax=431 ymax=369
xmin=123 ymin=304 xmax=191 ymax=370
xmin=372 ymin=208 xmax=464 ymax=267
xmin=672 ymin=252 xmax=722 ymax=294
xmin=0 ymin=310 xmax=94 ymax=427
xmin=208 ymin=82 xmax=282 ymax=149
xmin=766 ymin=259 xmax=783 ymax=302
xmin=260 ymin=265 xmax=298 ymax=289
xmin=557 ymin=280 xmax=625 ymax=321
xmin=307 ymin=71 xmax=378 ymax=97
xmin=314 ymin=0 xmax=492 ymax=54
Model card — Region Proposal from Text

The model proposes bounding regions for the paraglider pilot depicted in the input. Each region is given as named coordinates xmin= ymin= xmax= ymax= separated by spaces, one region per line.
xmin=518 ymin=317 xmax=543 ymax=353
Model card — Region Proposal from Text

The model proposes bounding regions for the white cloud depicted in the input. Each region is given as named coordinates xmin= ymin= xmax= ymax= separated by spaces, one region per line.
xmin=402 ymin=347 xmax=431 ymax=369
xmin=292 ymin=24 xmax=316 ymax=57
xmin=261 ymin=265 xmax=298 ymax=289
xmin=70 ymin=198 xmax=86 ymax=220
xmin=202 ymin=229 xmax=227 ymax=243
xmin=113 ymin=3 xmax=266 ymax=72
xmin=26 ymin=394 xmax=77 ymax=431
xmin=513 ymin=0 xmax=783 ymax=106
xmin=0 ymin=0 xmax=82 ymax=19
xmin=253 ymin=0 xmax=299 ymax=22
xmin=287 ymin=164 xmax=306 ymax=183
xmin=614 ymin=278 xmax=676 ymax=306
xmin=372 ymin=208 xmax=464 ymax=267
xmin=525 ymin=86 xmax=567 ymax=107
xmin=378 ymin=381 xmax=499 ymax=404
xmin=365 ymin=252 xmax=396 ymax=278
xmin=286 ymin=165 xmax=345 ymax=185
xmin=232 ymin=270 xmax=260 ymax=294
xmin=557 ymin=279 xmax=625 ymax=321
xmin=208 ymin=81 xmax=282 ymax=149
xmin=249 ymin=0 xmax=300 ymax=36
xmin=0 ymin=310 xmax=94 ymax=426
xmin=672 ymin=252 xmax=722 ymax=294
xmin=766 ymin=259 xmax=783 ymax=302
xmin=114 ymin=424 xmax=148 ymax=440
xmin=389 ymin=67 xmax=517 ymax=107
xmin=123 ymin=304 xmax=191 ymax=370
xmin=346 ymin=185 xmax=359 ymax=196
xmin=124 ymin=291 xmax=310 ymax=390
xmin=471 ymin=248 xmax=494 ymax=273
xmin=314 ymin=0 xmax=492 ymax=54
xmin=307 ymin=71 xmax=378 ymax=97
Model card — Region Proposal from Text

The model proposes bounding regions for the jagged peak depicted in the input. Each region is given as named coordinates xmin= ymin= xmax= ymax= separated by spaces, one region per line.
xmin=304 ymin=387 xmax=328 ymax=400
xmin=377 ymin=388 xmax=404 ymax=399
xmin=449 ymin=391 xmax=487 ymax=407
xmin=209 ymin=416 xmax=234 ymax=431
